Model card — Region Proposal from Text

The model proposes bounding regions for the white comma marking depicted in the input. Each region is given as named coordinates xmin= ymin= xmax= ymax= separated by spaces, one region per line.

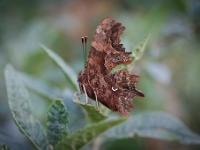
xmin=112 ymin=87 xmax=118 ymax=91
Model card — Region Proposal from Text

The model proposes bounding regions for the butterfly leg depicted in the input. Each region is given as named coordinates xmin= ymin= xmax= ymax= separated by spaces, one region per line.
xmin=82 ymin=84 xmax=88 ymax=104
xmin=94 ymin=91 xmax=100 ymax=110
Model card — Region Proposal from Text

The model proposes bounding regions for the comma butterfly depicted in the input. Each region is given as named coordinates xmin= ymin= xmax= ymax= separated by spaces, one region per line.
xmin=78 ymin=17 xmax=144 ymax=116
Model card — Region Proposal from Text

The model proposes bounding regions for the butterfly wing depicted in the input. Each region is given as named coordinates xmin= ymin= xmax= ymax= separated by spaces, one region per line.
xmin=96 ymin=70 xmax=144 ymax=116
xmin=78 ymin=18 xmax=144 ymax=116
xmin=85 ymin=17 xmax=132 ymax=75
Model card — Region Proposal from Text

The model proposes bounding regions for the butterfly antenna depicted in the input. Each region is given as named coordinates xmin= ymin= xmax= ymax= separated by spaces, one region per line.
xmin=81 ymin=36 xmax=88 ymax=65
xmin=81 ymin=37 xmax=85 ymax=65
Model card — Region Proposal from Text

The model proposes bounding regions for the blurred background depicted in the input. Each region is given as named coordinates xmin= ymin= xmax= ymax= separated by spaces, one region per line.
xmin=0 ymin=0 xmax=200 ymax=149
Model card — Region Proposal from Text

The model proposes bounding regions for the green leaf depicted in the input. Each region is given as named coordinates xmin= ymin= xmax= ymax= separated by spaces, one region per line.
xmin=46 ymin=99 xmax=69 ymax=147
xmin=130 ymin=34 xmax=151 ymax=62
xmin=20 ymin=73 xmax=86 ymax=133
xmin=20 ymin=72 xmax=61 ymax=101
xmin=4 ymin=65 xmax=48 ymax=150
xmin=73 ymin=92 xmax=107 ymax=123
xmin=40 ymin=44 xmax=78 ymax=91
xmin=0 ymin=143 xmax=11 ymax=150
xmin=113 ymin=34 xmax=150 ymax=71
xmin=54 ymin=118 xmax=127 ymax=150
xmin=104 ymin=111 xmax=200 ymax=144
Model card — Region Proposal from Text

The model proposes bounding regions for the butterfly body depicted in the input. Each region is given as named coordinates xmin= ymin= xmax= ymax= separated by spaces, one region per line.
xmin=78 ymin=18 xmax=144 ymax=116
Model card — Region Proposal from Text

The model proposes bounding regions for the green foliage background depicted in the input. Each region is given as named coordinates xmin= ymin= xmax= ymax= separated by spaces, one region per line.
xmin=1 ymin=0 xmax=200 ymax=150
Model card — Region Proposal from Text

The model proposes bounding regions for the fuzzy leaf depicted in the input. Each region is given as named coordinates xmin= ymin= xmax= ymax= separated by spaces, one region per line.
xmin=131 ymin=34 xmax=150 ymax=61
xmin=0 ymin=143 xmax=11 ymax=150
xmin=20 ymin=72 xmax=61 ymax=101
xmin=55 ymin=118 xmax=126 ymax=150
xmin=46 ymin=99 xmax=69 ymax=147
xmin=4 ymin=65 xmax=48 ymax=150
xmin=114 ymin=34 xmax=150 ymax=71
xmin=104 ymin=112 xmax=200 ymax=144
xmin=40 ymin=44 xmax=78 ymax=91
xmin=73 ymin=92 xmax=107 ymax=123
xmin=20 ymin=73 xmax=86 ymax=133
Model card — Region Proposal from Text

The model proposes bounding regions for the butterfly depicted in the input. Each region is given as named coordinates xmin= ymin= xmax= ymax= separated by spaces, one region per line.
xmin=78 ymin=17 xmax=144 ymax=116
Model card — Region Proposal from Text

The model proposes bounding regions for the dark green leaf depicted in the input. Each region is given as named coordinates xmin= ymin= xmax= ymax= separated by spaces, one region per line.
xmin=46 ymin=99 xmax=69 ymax=147
xmin=40 ymin=44 xmax=78 ymax=91
xmin=20 ymin=73 xmax=86 ymax=133
xmin=73 ymin=92 xmax=107 ymax=123
xmin=0 ymin=143 xmax=11 ymax=150
xmin=4 ymin=65 xmax=48 ymax=150
xmin=55 ymin=118 xmax=126 ymax=150
xmin=104 ymin=111 xmax=200 ymax=144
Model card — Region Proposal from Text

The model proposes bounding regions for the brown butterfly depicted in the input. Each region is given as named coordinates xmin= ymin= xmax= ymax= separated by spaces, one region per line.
xmin=78 ymin=17 xmax=144 ymax=116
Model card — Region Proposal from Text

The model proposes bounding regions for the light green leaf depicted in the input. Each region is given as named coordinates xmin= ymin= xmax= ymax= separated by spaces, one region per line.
xmin=0 ymin=143 xmax=11 ymax=150
xmin=55 ymin=118 xmax=126 ymax=150
xmin=4 ymin=65 xmax=48 ymax=150
xmin=40 ymin=44 xmax=78 ymax=91
xmin=73 ymin=92 xmax=107 ymax=123
xmin=46 ymin=99 xmax=69 ymax=147
xmin=104 ymin=111 xmax=200 ymax=144
xmin=131 ymin=34 xmax=150 ymax=62
xmin=113 ymin=34 xmax=150 ymax=71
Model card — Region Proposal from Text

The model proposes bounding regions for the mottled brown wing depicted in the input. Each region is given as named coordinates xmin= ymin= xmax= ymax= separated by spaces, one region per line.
xmin=85 ymin=17 xmax=132 ymax=76
xmin=78 ymin=17 xmax=144 ymax=117
xmin=97 ymin=70 xmax=144 ymax=116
